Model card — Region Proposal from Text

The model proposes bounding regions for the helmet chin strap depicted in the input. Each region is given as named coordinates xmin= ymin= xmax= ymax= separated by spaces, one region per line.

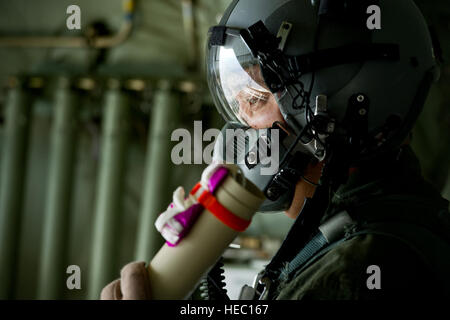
xmin=263 ymin=172 xmax=332 ymax=280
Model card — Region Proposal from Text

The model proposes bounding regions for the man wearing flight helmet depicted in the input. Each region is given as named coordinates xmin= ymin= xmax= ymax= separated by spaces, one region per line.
xmin=206 ymin=0 xmax=450 ymax=299
xmin=102 ymin=0 xmax=450 ymax=300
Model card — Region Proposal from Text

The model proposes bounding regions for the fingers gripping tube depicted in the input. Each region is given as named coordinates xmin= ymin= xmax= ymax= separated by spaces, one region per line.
xmin=149 ymin=163 xmax=265 ymax=300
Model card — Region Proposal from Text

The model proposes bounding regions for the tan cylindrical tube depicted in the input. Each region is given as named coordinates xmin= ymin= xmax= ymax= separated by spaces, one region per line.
xmin=147 ymin=173 xmax=264 ymax=300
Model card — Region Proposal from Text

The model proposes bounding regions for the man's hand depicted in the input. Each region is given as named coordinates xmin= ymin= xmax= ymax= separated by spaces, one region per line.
xmin=100 ymin=262 xmax=152 ymax=300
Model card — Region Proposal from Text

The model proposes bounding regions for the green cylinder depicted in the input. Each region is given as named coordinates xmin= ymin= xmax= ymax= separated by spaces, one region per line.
xmin=88 ymin=81 xmax=129 ymax=299
xmin=0 ymin=81 xmax=31 ymax=299
xmin=37 ymin=78 xmax=77 ymax=299
xmin=135 ymin=82 xmax=179 ymax=263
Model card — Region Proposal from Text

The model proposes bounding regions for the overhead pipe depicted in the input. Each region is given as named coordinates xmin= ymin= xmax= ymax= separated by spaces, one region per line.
xmin=0 ymin=0 xmax=135 ymax=48
xmin=37 ymin=78 xmax=78 ymax=300
xmin=88 ymin=80 xmax=130 ymax=299
xmin=135 ymin=81 xmax=179 ymax=263
xmin=0 ymin=78 xmax=32 ymax=299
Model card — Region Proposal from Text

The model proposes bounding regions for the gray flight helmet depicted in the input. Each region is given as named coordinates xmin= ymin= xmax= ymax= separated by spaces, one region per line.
xmin=207 ymin=0 xmax=439 ymax=212
xmin=208 ymin=0 xmax=439 ymax=163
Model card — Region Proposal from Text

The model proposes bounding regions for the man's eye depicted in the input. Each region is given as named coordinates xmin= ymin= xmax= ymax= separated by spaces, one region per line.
xmin=247 ymin=97 xmax=259 ymax=105
xmin=243 ymin=86 xmax=270 ymax=103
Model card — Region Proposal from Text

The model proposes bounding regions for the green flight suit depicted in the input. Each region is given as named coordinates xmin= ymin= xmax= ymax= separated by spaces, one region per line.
xmin=272 ymin=146 xmax=450 ymax=300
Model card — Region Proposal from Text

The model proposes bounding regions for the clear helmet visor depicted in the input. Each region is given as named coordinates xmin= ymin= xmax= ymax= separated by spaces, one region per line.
xmin=207 ymin=35 xmax=284 ymax=129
